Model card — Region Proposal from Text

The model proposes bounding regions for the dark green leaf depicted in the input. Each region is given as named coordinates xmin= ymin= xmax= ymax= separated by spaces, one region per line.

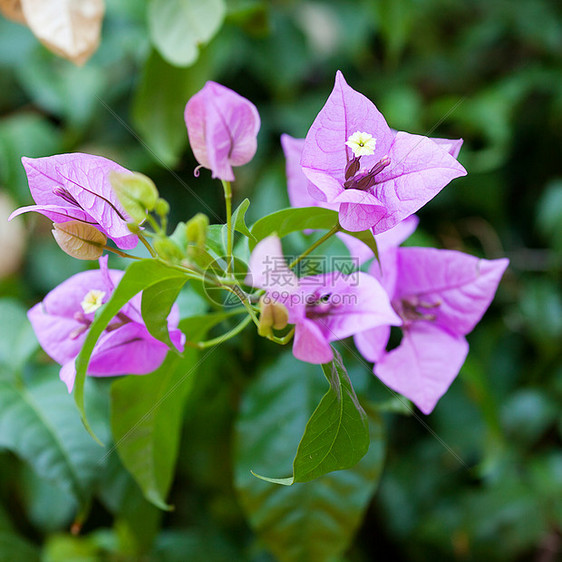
xmin=110 ymin=316 xmax=211 ymax=509
xmin=249 ymin=206 xmax=378 ymax=258
xmin=132 ymin=49 xmax=210 ymax=167
xmin=234 ymin=354 xmax=385 ymax=562
xmin=74 ymin=260 xmax=187 ymax=443
xmin=0 ymin=531 xmax=40 ymax=562
xmin=253 ymin=350 xmax=370 ymax=484
xmin=0 ymin=367 xmax=107 ymax=503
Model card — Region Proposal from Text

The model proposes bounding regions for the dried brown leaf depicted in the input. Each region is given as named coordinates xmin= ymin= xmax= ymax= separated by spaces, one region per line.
xmin=20 ymin=0 xmax=105 ymax=65
xmin=52 ymin=220 xmax=107 ymax=260
xmin=0 ymin=0 xmax=26 ymax=23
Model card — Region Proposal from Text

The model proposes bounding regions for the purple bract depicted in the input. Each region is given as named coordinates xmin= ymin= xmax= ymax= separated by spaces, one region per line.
xmin=246 ymin=235 xmax=400 ymax=364
xmin=9 ymin=153 xmax=138 ymax=250
xmin=300 ymin=71 xmax=467 ymax=232
xmin=355 ymin=246 xmax=509 ymax=413
xmin=184 ymin=81 xmax=260 ymax=182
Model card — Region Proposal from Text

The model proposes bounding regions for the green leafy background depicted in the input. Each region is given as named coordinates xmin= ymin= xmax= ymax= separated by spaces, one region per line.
xmin=1 ymin=0 xmax=561 ymax=560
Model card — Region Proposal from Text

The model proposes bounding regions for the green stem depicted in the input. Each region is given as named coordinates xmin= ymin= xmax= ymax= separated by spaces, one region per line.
xmin=195 ymin=315 xmax=252 ymax=348
xmin=222 ymin=180 xmax=233 ymax=275
xmin=145 ymin=213 xmax=162 ymax=235
xmin=224 ymin=285 xmax=260 ymax=326
xmin=288 ymin=223 xmax=341 ymax=269
xmin=139 ymin=232 xmax=157 ymax=258
xmin=266 ymin=327 xmax=295 ymax=345
xmin=104 ymin=246 xmax=143 ymax=260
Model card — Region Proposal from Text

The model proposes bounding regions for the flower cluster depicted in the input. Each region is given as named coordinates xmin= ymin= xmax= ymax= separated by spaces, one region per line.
xmin=9 ymin=70 xmax=508 ymax=416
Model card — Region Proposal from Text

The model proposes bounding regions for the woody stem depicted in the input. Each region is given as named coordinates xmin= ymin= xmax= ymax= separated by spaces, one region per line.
xmin=288 ymin=223 xmax=341 ymax=269
xmin=103 ymin=246 xmax=143 ymax=260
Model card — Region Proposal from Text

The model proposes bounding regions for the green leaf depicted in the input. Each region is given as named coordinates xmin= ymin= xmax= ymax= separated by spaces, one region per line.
xmin=97 ymin=453 xmax=162 ymax=555
xmin=249 ymin=206 xmax=378 ymax=258
xmin=0 ymin=299 xmax=38 ymax=377
xmin=148 ymin=0 xmax=226 ymax=67
xmin=132 ymin=49 xmax=210 ymax=167
xmin=0 ymin=367 xmax=107 ymax=503
xmin=141 ymin=277 xmax=189 ymax=348
xmin=231 ymin=198 xmax=255 ymax=240
xmin=74 ymin=260 xmax=186 ymax=443
xmin=110 ymin=317 xmax=211 ymax=510
xmin=206 ymin=224 xmax=227 ymax=257
xmin=0 ymin=531 xmax=40 ymax=562
xmin=234 ymin=354 xmax=385 ymax=562
xmin=253 ymin=350 xmax=370 ymax=484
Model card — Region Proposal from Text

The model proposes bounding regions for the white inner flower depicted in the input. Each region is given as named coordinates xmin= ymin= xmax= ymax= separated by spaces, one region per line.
xmin=81 ymin=289 xmax=106 ymax=314
xmin=345 ymin=131 xmax=377 ymax=157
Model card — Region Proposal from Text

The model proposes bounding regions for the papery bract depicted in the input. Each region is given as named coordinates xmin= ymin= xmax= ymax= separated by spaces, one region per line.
xmin=9 ymin=153 xmax=138 ymax=249
xmin=28 ymin=256 xmax=185 ymax=392
xmin=184 ymin=81 xmax=260 ymax=181
xmin=355 ymin=247 xmax=509 ymax=413
xmin=301 ymin=71 xmax=466 ymax=232
xmin=246 ymin=235 xmax=400 ymax=364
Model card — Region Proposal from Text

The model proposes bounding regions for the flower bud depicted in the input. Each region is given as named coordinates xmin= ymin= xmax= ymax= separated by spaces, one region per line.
xmin=154 ymin=197 xmax=170 ymax=218
xmin=109 ymin=171 xmax=159 ymax=224
xmin=258 ymin=296 xmax=289 ymax=337
xmin=153 ymin=237 xmax=184 ymax=262
xmin=185 ymin=213 xmax=209 ymax=250
xmin=184 ymin=82 xmax=260 ymax=181
xmin=52 ymin=221 xmax=107 ymax=260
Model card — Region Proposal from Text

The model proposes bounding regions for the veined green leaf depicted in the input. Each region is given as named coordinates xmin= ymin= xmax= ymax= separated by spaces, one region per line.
xmin=252 ymin=350 xmax=370 ymax=484
xmin=234 ymin=354 xmax=385 ymax=562
xmin=0 ymin=367 xmax=107 ymax=504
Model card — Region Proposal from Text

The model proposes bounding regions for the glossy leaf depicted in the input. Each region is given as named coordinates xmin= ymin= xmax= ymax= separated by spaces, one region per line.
xmin=234 ymin=354 xmax=385 ymax=562
xmin=148 ymin=0 xmax=226 ymax=67
xmin=0 ymin=367 xmax=106 ymax=503
xmin=253 ymin=350 xmax=370 ymax=484
xmin=74 ymin=260 xmax=186 ymax=443
xmin=110 ymin=316 xmax=210 ymax=510
xmin=249 ymin=206 xmax=378 ymax=257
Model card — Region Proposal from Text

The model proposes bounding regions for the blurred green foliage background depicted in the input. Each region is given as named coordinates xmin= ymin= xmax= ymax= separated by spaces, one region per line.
xmin=0 ymin=0 xmax=561 ymax=560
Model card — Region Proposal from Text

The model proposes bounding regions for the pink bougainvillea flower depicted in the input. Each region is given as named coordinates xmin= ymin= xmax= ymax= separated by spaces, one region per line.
xmin=355 ymin=247 xmax=509 ymax=414
xmin=246 ymin=235 xmax=400 ymax=364
xmin=9 ymin=153 xmax=138 ymax=250
xmin=184 ymin=81 xmax=260 ymax=182
xmin=28 ymin=256 xmax=185 ymax=392
xmin=282 ymin=133 xmax=418 ymax=264
xmin=300 ymin=71 xmax=467 ymax=232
